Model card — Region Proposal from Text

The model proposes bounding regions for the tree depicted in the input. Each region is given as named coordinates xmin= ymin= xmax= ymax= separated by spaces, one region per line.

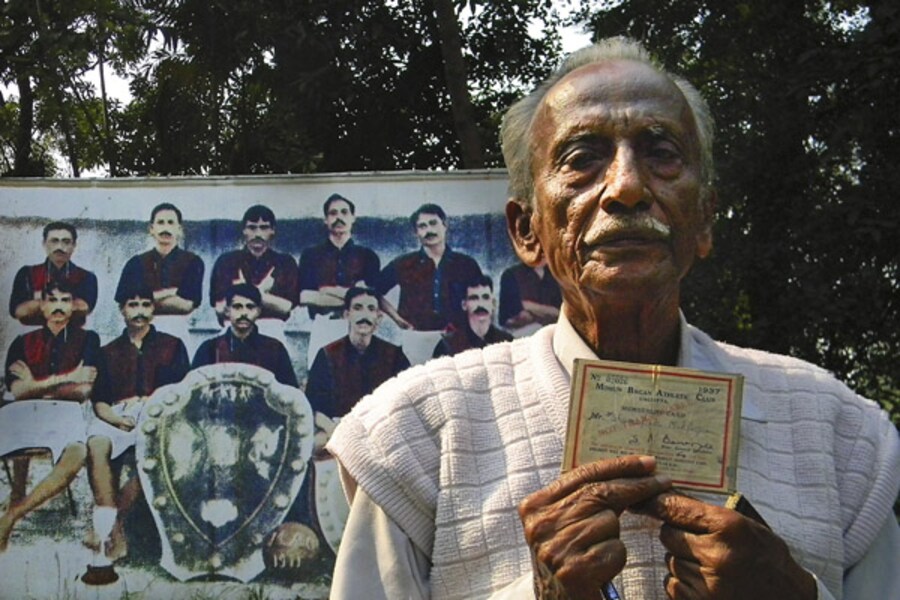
xmin=572 ymin=0 xmax=899 ymax=421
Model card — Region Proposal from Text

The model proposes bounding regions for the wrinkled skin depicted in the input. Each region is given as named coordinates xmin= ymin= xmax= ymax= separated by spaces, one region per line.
xmin=510 ymin=59 xmax=816 ymax=600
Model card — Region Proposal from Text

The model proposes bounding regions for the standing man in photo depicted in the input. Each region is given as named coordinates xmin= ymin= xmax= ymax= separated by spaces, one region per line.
xmin=9 ymin=222 xmax=98 ymax=327
xmin=498 ymin=259 xmax=562 ymax=338
xmin=376 ymin=204 xmax=482 ymax=364
xmin=115 ymin=203 xmax=204 ymax=348
xmin=298 ymin=194 xmax=381 ymax=365
xmin=298 ymin=194 xmax=381 ymax=320
xmin=210 ymin=205 xmax=298 ymax=341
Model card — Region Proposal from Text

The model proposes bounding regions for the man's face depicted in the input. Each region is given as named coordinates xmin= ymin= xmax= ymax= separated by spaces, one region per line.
xmin=226 ymin=294 xmax=260 ymax=335
xmin=344 ymin=293 xmax=381 ymax=336
xmin=41 ymin=289 xmax=74 ymax=325
xmin=462 ymin=285 xmax=495 ymax=319
xmin=150 ymin=209 xmax=183 ymax=249
xmin=43 ymin=229 xmax=76 ymax=267
xmin=243 ymin=219 xmax=275 ymax=257
xmin=523 ymin=59 xmax=712 ymax=305
xmin=415 ymin=213 xmax=447 ymax=248
xmin=121 ymin=296 xmax=155 ymax=328
xmin=324 ymin=200 xmax=355 ymax=236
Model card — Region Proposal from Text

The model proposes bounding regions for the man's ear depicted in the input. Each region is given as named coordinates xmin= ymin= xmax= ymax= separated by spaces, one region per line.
xmin=695 ymin=189 xmax=717 ymax=259
xmin=505 ymin=199 xmax=543 ymax=266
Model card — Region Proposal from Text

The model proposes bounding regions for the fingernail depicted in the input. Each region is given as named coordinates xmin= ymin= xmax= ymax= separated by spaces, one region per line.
xmin=655 ymin=473 xmax=672 ymax=487
xmin=638 ymin=455 xmax=656 ymax=469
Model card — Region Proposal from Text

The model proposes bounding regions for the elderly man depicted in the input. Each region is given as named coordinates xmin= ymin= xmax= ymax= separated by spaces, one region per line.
xmin=193 ymin=283 xmax=298 ymax=388
xmin=210 ymin=205 xmax=298 ymax=340
xmin=0 ymin=281 xmax=101 ymax=551
xmin=432 ymin=275 xmax=511 ymax=358
xmin=87 ymin=285 xmax=190 ymax=560
xmin=115 ymin=203 xmax=204 ymax=345
xmin=327 ymin=38 xmax=899 ymax=600
xmin=9 ymin=221 xmax=98 ymax=326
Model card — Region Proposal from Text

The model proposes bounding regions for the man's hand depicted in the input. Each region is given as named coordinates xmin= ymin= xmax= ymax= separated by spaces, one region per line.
xmin=68 ymin=361 xmax=97 ymax=385
xmin=634 ymin=492 xmax=816 ymax=600
xmin=8 ymin=360 xmax=34 ymax=385
xmin=232 ymin=269 xmax=247 ymax=286
xmin=519 ymin=455 xmax=672 ymax=599
xmin=258 ymin=266 xmax=276 ymax=294
xmin=153 ymin=286 xmax=178 ymax=301
xmin=115 ymin=415 xmax=137 ymax=431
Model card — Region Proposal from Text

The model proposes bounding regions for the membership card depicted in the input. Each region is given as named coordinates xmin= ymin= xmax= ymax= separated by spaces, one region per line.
xmin=562 ymin=359 xmax=743 ymax=493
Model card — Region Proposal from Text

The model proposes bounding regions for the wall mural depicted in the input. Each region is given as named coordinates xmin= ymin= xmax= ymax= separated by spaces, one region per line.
xmin=0 ymin=172 xmax=561 ymax=599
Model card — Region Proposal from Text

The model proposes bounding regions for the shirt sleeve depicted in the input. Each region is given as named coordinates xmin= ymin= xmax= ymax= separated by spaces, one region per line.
xmin=330 ymin=487 xmax=431 ymax=600
xmin=4 ymin=336 xmax=25 ymax=389
xmin=498 ymin=267 xmax=523 ymax=326
xmin=162 ymin=340 xmax=191 ymax=387
xmin=839 ymin=514 xmax=900 ymax=599
xmin=305 ymin=349 xmax=336 ymax=417
xmin=376 ymin=259 xmax=399 ymax=297
xmin=191 ymin=340 xmax=214 ymax=370
xmin=297 ymin=248 xmax=318 ymax=292
xmin=363 ymin=249 xmax=381 ymax=288
xmin=81 ymin=271 xmax=99 ymax=312
xmin=179 ymin=254 xmax=205 ymax=307
xmin=115 ymin=257 xmax=140 ymax=305
xmin=9 ymin=266 xmax=31 ymax=317
xmin=273 ymin=254 xmax=299 ymax=308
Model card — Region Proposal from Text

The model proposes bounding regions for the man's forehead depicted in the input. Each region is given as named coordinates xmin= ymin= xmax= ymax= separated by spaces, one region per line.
xmin=45 ymin=290 xmax=72 ymax=300
xmin=153 ymin=210 xmax=179 ymax=222
xmin=467 ymin=285 xmax=492 ymax=296
xmin=245 ymin=219 xmax=273 ymax=227
xmin=540 ymin=59 xmax=691 ymax=128
xmin=329 ymin=201 xmax=352 ymax=212
xmin=416 ymin=213 xmax=442 ymax=224
xmin=45 ymin=229 xmax=73 ymax=240
xmin=229 ymin=295 xmax=256 ymax=305
xmin=126 ymin=296 xmax=153 ymax=304
xmin=352 ymin=294 xmax=378 ymax=306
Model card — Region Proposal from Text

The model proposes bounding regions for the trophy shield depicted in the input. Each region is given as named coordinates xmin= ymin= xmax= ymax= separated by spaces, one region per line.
xmin=136 ymin=363 xmax=314 ymax=582
xmin=312 ymin=456 xmax=351 ymax=554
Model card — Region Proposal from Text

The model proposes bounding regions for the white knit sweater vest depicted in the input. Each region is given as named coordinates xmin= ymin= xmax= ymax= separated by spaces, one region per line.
xmin=330 ymin=325 xmax=900 ymax=599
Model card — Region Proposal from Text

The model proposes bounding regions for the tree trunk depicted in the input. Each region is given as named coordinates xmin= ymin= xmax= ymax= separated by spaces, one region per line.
xmin=430 ymin=0 xmax=485 ymax=168
xmin=13 ymin=73 xmax=37 ymax=176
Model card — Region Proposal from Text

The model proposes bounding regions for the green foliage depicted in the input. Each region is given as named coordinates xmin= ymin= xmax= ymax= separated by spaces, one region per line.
xmin=573 ymin=0 xmax=900 ymax=422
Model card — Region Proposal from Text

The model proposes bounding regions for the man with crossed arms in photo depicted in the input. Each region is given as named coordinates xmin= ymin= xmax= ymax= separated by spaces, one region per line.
xmin=210 ymin=205 xmax=298 ymax=342
xmin=298 ymin=194 xmax=381 ymax=320
xmin=115 ymin=203 xmax=204 ymax=349
xmin=326 ymin=38 xmax=899 ymax=599
xmin=9 ymin=221 xmax=98 ymax=327
xmin=0 ymin=281 xmax=101 ymax=551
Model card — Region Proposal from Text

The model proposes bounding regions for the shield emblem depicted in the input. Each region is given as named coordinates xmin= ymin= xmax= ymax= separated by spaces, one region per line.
xmin=312 ymin=456 xmax=351 ymax=554
xmin=136 ymin=363 xmax=314 ymax=582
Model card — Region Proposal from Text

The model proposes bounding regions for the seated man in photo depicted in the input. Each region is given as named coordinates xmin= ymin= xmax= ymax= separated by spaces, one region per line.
xmin=87 ymin=285 xmax=190 ymax=560
xmin=0 ymin=281 xmax=101 ymax=551
xmin=433 ymin=275 xmax=512 ymax=358
xmin=193 ymin=283 xmax=298 ymax=388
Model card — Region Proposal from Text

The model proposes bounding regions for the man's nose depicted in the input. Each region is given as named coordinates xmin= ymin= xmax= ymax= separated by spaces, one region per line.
xmin=600 ymin=146 xmax=649 ymax=212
